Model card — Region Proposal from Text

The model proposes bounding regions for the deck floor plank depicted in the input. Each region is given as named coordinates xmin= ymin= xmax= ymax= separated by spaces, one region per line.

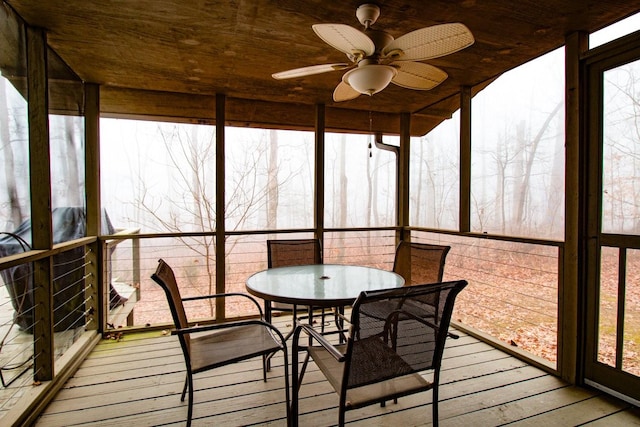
xmin=33 ymin=317 xmax=639 ymax=427
xmin=582 ymin=406 xmax=640 ymax=426
xmin=505 ymin=394 xmax=630 ymax=426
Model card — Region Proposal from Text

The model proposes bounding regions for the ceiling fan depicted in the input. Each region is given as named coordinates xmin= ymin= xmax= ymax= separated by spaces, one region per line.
xmin=272 ymin=3 xmax=474 ymax=102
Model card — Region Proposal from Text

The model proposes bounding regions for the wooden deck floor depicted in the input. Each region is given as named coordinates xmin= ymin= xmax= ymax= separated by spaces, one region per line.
xmin=34 ymin=316 xmax=640 ymax=427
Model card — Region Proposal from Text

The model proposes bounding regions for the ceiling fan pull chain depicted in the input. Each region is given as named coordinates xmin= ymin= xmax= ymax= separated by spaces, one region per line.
xmin=368 ymin=109 xmax=373 ymax=158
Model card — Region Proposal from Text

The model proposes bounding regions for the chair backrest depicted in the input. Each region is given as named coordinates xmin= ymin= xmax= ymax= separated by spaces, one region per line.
xmin=267 ymin=239 xmax=322 ymax=268
xmin=344 ymin=280 xmax=467 ymax=390
xmin=393 ymin=241 xmax=451 ymax=285
xmin=151 ymin=259 xmax=191 ymax=353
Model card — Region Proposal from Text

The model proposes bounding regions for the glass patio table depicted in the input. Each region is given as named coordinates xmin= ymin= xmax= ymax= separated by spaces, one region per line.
xmin=245 ymin=263 xmax=405 ymax=324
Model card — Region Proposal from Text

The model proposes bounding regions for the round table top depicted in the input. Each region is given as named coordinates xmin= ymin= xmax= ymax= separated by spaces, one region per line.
xmin=245 ymin=264 xmax=405 ymax=307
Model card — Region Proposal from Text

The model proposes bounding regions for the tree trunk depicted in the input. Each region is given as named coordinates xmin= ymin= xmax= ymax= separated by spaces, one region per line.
xmin=497 ymin=138 xmax=506 ymax=235
xmin=413 ymin=138 xmax=424 ymax=225
xmin=62 ymin=115 xmax=83 ymax=207
xmin=337 ymin=135 xmax=347 ymax=259
xmin=514 ymin=101 xmax=562 ymax=235
xmin=512 ymin=120 xmax=526 ymax=233
xmin=267 ymin=129 xmax=278 ymax=229
xmin=0 ymin=80 xmax=23 ymax=230
xmin=544 ymin=127 xmax=565 ymax=236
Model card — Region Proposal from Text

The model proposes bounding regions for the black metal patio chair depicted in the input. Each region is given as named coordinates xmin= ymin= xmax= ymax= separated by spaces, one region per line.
xmin=393 ymin=240 xmax=451 ymax=285
xmin=151 ymin=259 xmax=290 ymax=427
xmin=267 ymin=239 xmax=330 ymax=332
xmin=291 ymin=280 xmax=467 ymax=427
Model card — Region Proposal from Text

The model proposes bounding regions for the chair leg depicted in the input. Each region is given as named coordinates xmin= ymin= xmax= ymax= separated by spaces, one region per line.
xmin=262 ymin=354 xmax=268 ymax=381
xmin=265 ymin=302 xmax=273 ymax=371
xmin=432 ymin=385 xmax=439 ymax=427
xmin=186 ymin=375 xmax=194 ymax=427
xmin=291 ymin=334 xmax=301 ymax=427
xmin=298 ymin=351 xmax=311 ymax=391
xmin=336 ymin=306 xmax=346 ymax=343
xmin=380 ymin=397 xmax=397 ymax=407
xmin=181 ymin=374 xmax=188 ymax=402
xmin=281 ymin=346 xmax=291 ymax=427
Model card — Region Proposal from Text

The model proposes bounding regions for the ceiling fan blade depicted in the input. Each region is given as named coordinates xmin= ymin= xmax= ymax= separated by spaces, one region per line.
xmin=391 ymin=62 xmax=448 ymax=90
xmin=383 ymin=23 xmax=474 ymax=61
xmin=333 ymin=81 xmax=361 ymax=102
xmin=272 ymin=63 xmax=351 ymax=80
xmin=313 ymin=23 xmax=375 ymax=57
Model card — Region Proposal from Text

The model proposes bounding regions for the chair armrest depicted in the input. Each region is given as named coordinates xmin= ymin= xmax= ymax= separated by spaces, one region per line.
xmin=172 ymin=319 xmax=287 ymax=345
xmin=181 ymin=292 xmax=264 ymax=317
xmin=294 ymin=322 xmax=345 ymax=362
xmin=334 ymin=310 xmax=351 ymax=324
xmin=384 ymin=309 xmax=440 ymax=338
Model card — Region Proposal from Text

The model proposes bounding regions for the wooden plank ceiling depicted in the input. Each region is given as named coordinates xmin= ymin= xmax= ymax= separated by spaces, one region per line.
xmin=6 ymin=0 xmax=640 ymax=135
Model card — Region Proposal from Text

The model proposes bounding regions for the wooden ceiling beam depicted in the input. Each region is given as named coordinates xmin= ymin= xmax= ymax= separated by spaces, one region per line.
xmin=100 ymin=87 xmax=440 ymax=136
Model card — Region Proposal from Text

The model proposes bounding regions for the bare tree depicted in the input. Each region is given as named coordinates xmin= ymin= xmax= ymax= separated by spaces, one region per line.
xmin=132 ymin=125 xmax=298 ymax=315
xmin=512 ymin=102 xmax=563 ymax=232
xmin=603 ymin=65 xmax=640 ymax=232
xmin=133 ymin=125 xmax=217 ymax=313
xmin=474 ymin=101 xmax=562 ymax=237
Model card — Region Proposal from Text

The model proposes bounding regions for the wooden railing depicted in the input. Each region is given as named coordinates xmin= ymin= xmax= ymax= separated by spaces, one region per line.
xmin=102 ymin=226 xmax=562 ymax=373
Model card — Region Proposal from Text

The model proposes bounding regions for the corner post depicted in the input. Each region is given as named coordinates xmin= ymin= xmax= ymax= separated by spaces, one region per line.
xmin=27 ymin=26 xmax=54 ymax=381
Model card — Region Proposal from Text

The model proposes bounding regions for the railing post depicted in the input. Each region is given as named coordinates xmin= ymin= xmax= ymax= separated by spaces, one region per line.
xmin=129 ymin=234 xmax=140 ymax=326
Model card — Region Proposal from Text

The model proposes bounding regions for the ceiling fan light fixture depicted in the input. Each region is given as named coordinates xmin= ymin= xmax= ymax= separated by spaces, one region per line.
xmin=344 ymin=64 xmax=397 ymax=96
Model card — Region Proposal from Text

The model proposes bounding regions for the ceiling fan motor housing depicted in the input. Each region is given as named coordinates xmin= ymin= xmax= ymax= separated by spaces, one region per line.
xmin=365 ymin=29 xmax=394 ymax=55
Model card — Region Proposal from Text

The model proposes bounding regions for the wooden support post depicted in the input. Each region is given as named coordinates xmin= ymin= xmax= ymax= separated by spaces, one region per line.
xmin=398 ymin=112 xmax=411 ymax=243
xmin=27 ymin=26 xmax=54 ymax=382
xmin=215 ymin=93 xmax=226 ymax=320
xmin=129 ymin=236 xmax=140 ymax=326
xmin=459 ymin=86 xmax=472 ymax=232
xmin=84 ymin=83 xmax=101 ymax=332
xmin=315 ymin=104 xmax=325 ymax=245
xmin=561 ymin=31 xmax=588 ymax=384
xmin=85 ymin=83 xmax=101 ymax=236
